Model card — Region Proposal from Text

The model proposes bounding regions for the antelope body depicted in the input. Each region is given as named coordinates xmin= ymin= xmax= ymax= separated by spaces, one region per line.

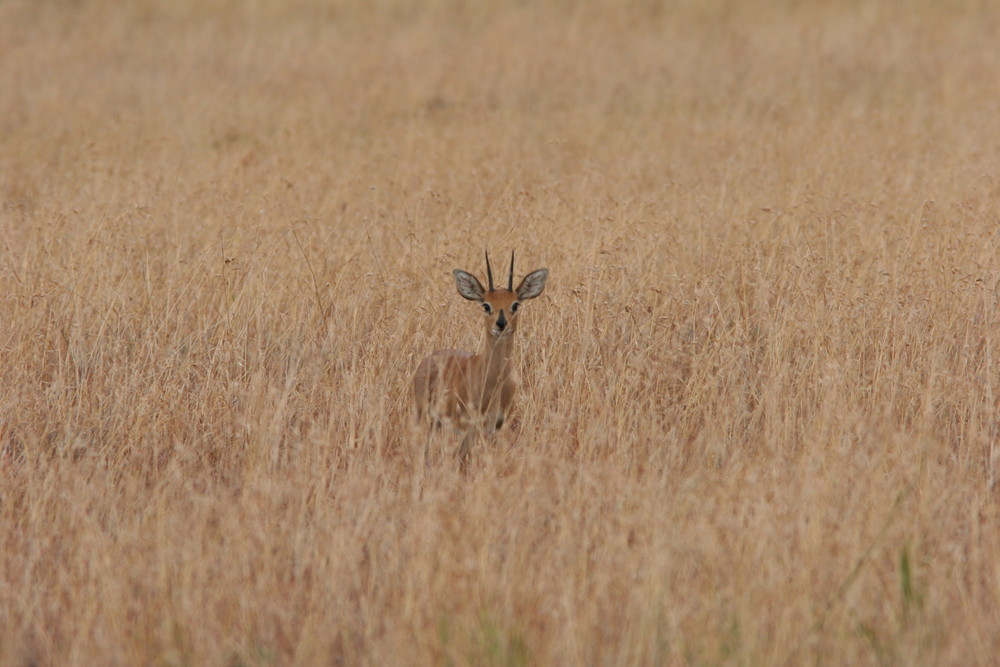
xmin=413 ymin=252 xmax=548 ymax=459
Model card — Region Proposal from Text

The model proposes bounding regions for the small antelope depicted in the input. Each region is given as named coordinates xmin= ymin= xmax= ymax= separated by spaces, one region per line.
xmin=413 ymin=251 xmax=549 ymax=461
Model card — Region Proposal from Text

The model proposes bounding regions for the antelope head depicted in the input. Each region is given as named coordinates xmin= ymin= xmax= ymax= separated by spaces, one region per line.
xmin=453 ymin=251 xmax=549 ymax=339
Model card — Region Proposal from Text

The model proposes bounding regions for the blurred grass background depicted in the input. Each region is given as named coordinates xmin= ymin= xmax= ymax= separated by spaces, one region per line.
xmin=2 ymin=0 xmax=1000 ymax=664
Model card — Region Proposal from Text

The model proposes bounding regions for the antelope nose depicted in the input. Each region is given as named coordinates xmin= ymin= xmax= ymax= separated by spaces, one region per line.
xmin=496 ymin=311 xmax=507 ymax=330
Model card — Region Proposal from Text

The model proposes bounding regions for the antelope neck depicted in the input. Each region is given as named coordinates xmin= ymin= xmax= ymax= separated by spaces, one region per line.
xmin=478 ymin=331 xmax=515 ymax=380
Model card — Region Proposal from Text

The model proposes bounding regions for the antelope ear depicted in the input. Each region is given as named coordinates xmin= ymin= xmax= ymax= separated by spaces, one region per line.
xmin=515 ymin=268 xmax=548 ymax=300
xmin=453 ymin=269 xmax=486 ymax=301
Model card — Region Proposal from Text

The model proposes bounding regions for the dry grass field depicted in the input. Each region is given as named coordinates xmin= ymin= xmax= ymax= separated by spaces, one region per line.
xmin=3 ymin=0 xmax=1000 ymax=664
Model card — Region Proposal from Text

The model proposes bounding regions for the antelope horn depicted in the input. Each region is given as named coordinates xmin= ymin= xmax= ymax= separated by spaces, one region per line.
xmin=508 ymin=250 xmax=515 ymax=291
xmin=485 ymin=249 xmax=494 ymax=291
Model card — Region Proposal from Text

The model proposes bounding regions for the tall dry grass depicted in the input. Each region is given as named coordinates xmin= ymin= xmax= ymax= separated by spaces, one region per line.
xmin=2 ymin=0 xmax=1000 ymax=664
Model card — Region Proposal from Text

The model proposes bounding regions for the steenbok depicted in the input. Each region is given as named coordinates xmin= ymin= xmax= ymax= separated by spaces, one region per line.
xmin=413 ymin=251 xmax=549 ymax=462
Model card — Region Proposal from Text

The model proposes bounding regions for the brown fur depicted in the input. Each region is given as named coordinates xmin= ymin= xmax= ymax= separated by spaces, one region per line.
xmin=413 ymin=262 xmax=548 ymax=460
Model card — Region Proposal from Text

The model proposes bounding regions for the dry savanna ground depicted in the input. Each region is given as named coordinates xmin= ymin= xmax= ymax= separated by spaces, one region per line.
xmin=2 ymin=0 xmax=1000 ymax=664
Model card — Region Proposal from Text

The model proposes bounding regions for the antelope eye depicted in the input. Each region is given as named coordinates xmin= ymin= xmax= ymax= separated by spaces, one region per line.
xmin=511 ymin=302 xmax=520 ymax=313
xmin=482 ymin=303 xmax=492 ymax=314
